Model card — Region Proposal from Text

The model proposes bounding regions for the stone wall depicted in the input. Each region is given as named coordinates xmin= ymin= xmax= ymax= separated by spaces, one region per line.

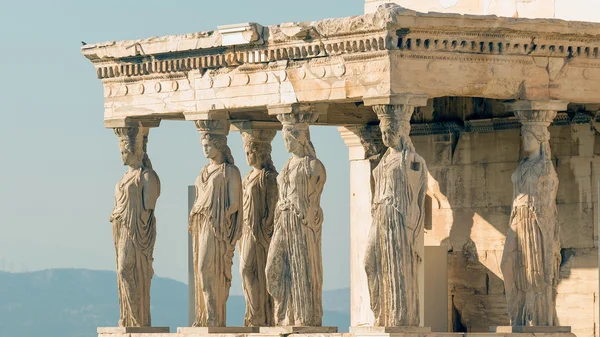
xmin=365 ymin=0 xmax=600 ymax=22
xmin=414 ymin=123 xmax=599 ymax=336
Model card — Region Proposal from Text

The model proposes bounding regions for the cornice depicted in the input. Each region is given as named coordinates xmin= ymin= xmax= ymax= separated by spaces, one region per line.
xmin=82 ymin=5 xmax=600 ymax=82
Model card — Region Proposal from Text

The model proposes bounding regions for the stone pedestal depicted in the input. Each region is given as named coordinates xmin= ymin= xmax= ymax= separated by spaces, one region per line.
xmin=178 ymin=327 xmax=260 ymax=334
xmin=351 ymin=327 xmax=432 ymax=333
xmin=352 ymin=328 xmax=459 ymax=337
xmin=468 ymin=332 xmax=575 ymax=337
xmin=489 ymin=326 xmax=571 ymax=333
xmin=97 ymin=327 xmax=170 ymax=334
xmin=258 ymin=326 xmax=338 ymax=334
xmin=339 ymin=126 xmax=384 ymax=327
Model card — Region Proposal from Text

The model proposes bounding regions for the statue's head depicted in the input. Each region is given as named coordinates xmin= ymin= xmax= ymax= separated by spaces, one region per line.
xmin=241 ymin=129 xmax=277 ymax=169
xmin=114 ymin=127 xmax=145 ymax=167
xmin=521 ymin=124 xmax=550 ymax=156
xmin=277 ymin=112 xmax=317 ymax=157
xmin=282 ymin=124 xmax=309 ymax=154
xmin=194 ymin=120 xmax=234 ymax=164
xmin=200 ymin=133 xmax=234 ymax=164
xmin=514 ymin=110 xmax=555 ymax=160
xmin=375 ymin=105 xmax=412 ymax=151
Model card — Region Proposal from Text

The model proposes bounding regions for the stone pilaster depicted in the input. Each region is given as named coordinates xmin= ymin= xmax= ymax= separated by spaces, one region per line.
xmin=339 ymin=125 xmax=385 ymax=327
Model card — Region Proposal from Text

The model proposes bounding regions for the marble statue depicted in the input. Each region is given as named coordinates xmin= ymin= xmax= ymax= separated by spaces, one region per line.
xmin=110 ymin=126 xmax=161 ymax=327
xmin=265 ymin=111 xmax=327 ymax=326
xmin=189 ymin=120 xmax=243 ymax=327
xmin=239 ymin=128 xmax=279 ymax=326
xmin=364 ymin=105 xmax=428 ymax=327
xmin=501 ymin=111 xmax=561 ymax=326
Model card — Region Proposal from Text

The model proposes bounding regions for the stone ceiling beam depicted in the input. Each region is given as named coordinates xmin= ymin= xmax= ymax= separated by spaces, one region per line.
xmin=103 ymin=117 xmax=161 ymax=129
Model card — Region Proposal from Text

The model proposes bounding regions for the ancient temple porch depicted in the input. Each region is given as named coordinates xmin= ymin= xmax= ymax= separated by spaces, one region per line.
xmin=83 ymin=4 xmax=600 ymax=337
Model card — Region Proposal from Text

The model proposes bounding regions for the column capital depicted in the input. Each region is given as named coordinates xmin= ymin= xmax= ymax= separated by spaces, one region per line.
xmin=363 ymin=94 xmax=428 ymax=107
xmin=104 ymin=117 xmax=161 ymax=129
xmin=194 ymin=119 xmax=231 ymax=135
xmin=339 ymin=125 xmax=385 ymax=162
xmin=372 ymin=104 xmax=414 ymax=122
xmin=504 ymin=100 xmax=567 ymax=127
xmin=267 ymin=103 xmax=328 ymax=122
xmin=233 ymin=121 xmax=278 ymax=145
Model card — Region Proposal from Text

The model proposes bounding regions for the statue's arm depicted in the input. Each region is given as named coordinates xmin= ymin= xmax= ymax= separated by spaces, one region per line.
xmin=142 ymin=170 xmax=161 ymax=211
xmin=226 ymin=165 xmax=242 ymax=218
xmin=109 ymin=184 xmax=118 ymax=222
xmin=309 ymin=159 xmax=327 ymax=229
xmin=414 ymin=158 xmax=428 ymax=244
xmin=537 ymin=162 xmax=559 ymax=234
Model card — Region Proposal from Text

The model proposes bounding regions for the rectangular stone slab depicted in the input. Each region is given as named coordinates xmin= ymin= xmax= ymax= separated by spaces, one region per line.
xmin=490 ymin=326 xmax=572 ymax=333
xmin=178 ymin=327 xmax=260 ymax=333
xmin=351 ymin=327 xmax=432 ymax=333
xmin=97 ymin=327 xmax=170 ymax=333
xmin=258 ymin=326 xmax=338 ymax=334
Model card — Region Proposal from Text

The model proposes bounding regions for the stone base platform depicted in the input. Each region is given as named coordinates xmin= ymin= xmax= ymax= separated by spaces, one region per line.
xmin=351 ymin=326 xmax=439 ymax=337
xmin=350 ymin=327 xmax=467 ymax=337
xmin=98 ymin=327 xmax=170 ymax=334
xmin=98 ymin=330 xmax=347 ymax=337
xmin=489 ymin=326 xmax=571 ymax=333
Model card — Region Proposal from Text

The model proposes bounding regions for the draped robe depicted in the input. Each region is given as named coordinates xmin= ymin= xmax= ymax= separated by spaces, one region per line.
xmin=364 ymin=148 xmax=427 ymax=327
xmin=501 ymin=157 xmax=560 ymax=326
xmin=266 ymin=156 xmax=324 ymax=326
xmin=111 ymin=167 xmax=160 ymax=327
xmin=239 ymin=169 xmax=278 ymax=326
xmin=189 ymin=163 xmax=243 ymax=327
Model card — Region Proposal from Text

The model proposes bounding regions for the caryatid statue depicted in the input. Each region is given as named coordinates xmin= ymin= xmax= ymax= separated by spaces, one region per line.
xmin=189 ymin=119 xmax=243 ymax=327
xmin=265 ymin=111 xmax=327 ymax=326
xmin=501 ymin=108 xmax=561 ymax=326
xmin=238 ymin=127 xmax=279 ymax=326
xmin=110 ymin=125 xmax=161 ymax=327
xmin=364 ymin=105 xmax=427 ymax=327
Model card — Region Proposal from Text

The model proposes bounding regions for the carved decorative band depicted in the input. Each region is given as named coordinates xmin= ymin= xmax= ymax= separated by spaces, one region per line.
xmin=95 ymin=35 xmax=389 ymax=80
xmin=94 ymin=28 xmax=600 ymax=81
xmin=410 ymin=113 xmax=590 ymax=136
xmin=396 ymin=33 xmax=600 ymax=60
xmin=194 ymin=119 xmax=230 ymax=135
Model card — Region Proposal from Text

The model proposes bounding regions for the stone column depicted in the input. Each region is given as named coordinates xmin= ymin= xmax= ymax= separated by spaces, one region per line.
xmin=498 ymin=100 xmax=568 ymax=330
xmin=104 ymin=118 xmax=167 ymax=332
xmin=232 ymin=121 xmax=280 ymax=327
xmin=361 ymin=94 xmax=429 ymax=328
xmin=265 ymin=104 xmax=330 ymax=329
xmin=339 ymin=125 xmax=385 ymax=327
xmin=188 ymin=116 xmax=244 ymax=327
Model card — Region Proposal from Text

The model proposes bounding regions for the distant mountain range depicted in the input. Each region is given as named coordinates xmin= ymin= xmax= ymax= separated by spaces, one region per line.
xmin=0 ymin=269 xmax=349 ymax=337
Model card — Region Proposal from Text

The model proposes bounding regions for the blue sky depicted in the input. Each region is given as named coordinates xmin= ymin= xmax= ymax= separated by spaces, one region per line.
xmin=0 ymin=0 xmax=364 ymax=293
